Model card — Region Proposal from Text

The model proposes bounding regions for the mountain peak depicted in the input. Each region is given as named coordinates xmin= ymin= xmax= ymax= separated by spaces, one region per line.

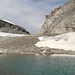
xmin=36 ymin=0 xmax=75 ymax=36
xmin=2 ymin=19 xmax=15 ymax=25
xmin=0 ymin=19 xmax=30 ymax=34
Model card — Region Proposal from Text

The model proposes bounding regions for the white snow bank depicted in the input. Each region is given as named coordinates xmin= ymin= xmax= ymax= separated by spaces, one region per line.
xmin=35 ymin=32 xmax=75 ymax=51
xmin=2 ymin=19 xmax=15 ymax=24
xmin=0 ymin=32 xmax=26 ymax=37
xmin=51 ymin=54 xmax=75 ymax=57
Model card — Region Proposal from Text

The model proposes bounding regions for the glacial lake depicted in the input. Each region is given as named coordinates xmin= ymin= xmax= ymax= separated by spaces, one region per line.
xmin=0 ymin=54 xmax=75 ymax=75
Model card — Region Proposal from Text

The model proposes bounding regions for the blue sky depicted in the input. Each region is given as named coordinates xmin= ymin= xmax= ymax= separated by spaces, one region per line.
xmin=0 ymin=0 xmax=69 ymax=34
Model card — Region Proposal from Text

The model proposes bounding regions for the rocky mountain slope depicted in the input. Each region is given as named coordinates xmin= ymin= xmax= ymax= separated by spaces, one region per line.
xmin=0 ymin=20 xmax=30 ymax=34
xmin=36 ymin=0 xmax=75 ymax=36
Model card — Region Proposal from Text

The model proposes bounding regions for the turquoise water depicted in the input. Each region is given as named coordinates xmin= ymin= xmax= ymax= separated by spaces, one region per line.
xmin=0 ymin=54 xmax=75 ymax=75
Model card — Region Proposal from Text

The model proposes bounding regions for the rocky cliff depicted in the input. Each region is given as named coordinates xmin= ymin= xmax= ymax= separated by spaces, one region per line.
xmin=0 ymin=20 xmax=30 ymax=34
xmin=36 ymin=0 xmax=75 ymax=36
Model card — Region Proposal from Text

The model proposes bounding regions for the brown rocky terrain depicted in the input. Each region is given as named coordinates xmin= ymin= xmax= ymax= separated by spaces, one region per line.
xmin=0 ymin=34 xmax=75 ymax=55
xmin=0 ymin=35 xmax=40 ymax=54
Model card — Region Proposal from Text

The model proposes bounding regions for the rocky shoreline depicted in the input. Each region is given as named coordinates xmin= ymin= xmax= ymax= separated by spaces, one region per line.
xmin=1 ymin=47 xmax=75 ymax=56
xmin=0 ymin=32 xmax=75 ymax=56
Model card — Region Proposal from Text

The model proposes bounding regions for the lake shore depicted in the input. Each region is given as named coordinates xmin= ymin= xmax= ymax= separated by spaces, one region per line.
xmin=51 ymin=54 xmax=75 ymax=57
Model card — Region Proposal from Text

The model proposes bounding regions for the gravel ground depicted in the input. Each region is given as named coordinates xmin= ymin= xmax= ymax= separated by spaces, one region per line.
xmin=0 ymin=35 xmax=40 ymax=54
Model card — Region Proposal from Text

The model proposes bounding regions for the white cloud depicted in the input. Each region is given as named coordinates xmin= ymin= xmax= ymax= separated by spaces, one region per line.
xmin=0 ymin=0 xmax=69 ymax=34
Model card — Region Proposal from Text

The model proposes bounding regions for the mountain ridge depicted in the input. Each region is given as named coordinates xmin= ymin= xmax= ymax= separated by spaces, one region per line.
xmin=36 ymin=0 xmax=75 ymax=36
xmin=0 ymin=19 xmax=30 ymax=34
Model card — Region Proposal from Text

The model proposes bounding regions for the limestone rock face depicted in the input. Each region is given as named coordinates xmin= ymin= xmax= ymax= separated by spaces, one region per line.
xmin=0 ymin=20 xmax=30 ymax=34
xmin=36 ymin=0 xmax=75 ymax=36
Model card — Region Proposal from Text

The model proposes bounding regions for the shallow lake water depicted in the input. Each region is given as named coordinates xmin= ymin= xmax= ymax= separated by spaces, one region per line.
xmin=0 ymin=54 xmax=75 ymax=75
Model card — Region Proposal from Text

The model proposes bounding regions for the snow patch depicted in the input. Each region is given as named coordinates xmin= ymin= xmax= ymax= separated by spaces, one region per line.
xmin=2 ymin=19 xmax=15 ymax=24
xmin=51 ymin=54 xmax=75 ymax=57
xmin=0 ymin=32 xmax=25 ymax=37
xmin=35 ymin=32 xmax=75 ymax=51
